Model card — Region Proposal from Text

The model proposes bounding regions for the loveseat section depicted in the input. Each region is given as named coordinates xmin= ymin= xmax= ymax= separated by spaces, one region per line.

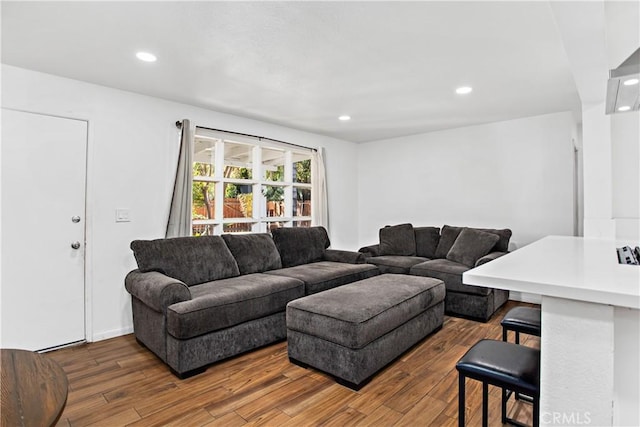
xmin=359 ymin=223 xmax=512 ymax=321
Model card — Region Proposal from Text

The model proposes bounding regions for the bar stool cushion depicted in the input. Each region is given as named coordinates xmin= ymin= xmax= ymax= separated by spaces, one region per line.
xmin=501 ymin=307 xmax=541 ymax=336
xmin=456 ymin=339 xmax=540 ymax=396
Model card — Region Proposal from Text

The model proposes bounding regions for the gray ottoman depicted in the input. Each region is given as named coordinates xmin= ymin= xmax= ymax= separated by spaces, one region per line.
xmin=286 ymin=273 xmax=445 ymax=389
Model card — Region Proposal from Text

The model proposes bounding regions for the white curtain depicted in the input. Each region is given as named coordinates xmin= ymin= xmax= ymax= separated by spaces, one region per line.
xmin=311 ymin=147 xmax=329 ymax=229
xmin=166 ymin=119 xmax=193 ymax=238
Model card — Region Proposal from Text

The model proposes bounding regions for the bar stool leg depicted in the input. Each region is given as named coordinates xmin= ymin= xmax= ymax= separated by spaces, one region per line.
xmin=515 ymin=331 xmax=520 ymax=345
xmin=501 ymin=385 xmax=508 ymax=424
xmin=458 ymin=374 xmax=465 ymax=427
xmin=502 ymin=327 xmax=508 ymax=342
xmin=482 ymin=382 xmax=489 ymax=427
xmin=533 ymin=395 xmax=540 ymax=427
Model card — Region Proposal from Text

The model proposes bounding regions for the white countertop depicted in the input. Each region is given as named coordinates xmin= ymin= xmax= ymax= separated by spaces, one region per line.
xmin=463 ymin=235 xmax=640 ymax=309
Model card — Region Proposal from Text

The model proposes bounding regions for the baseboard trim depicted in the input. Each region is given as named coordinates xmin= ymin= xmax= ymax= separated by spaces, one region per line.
xmin=91 ymin=326 xmax=134 ymax=343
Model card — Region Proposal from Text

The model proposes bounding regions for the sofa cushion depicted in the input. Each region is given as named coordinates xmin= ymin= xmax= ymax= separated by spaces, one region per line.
xmin=166 ymin=273 xmax=304 ymax=339
xmin=131 ymin=236 xmax=240 ymax=286
xmin=286 ymin=274 xmax=445 ymax=349
xmin=434 ymin=225 xmax=463 ymax=259
xmin=222 ymin=233 xmax=282 ymax=274
xmin=476 ymin=228 xmax=512 ymax=252
xmin=265 ymin=261 xmax=379 ymax=295
xmin=446 ymin=228 xmax=500 ymax=268
xmin=271 ymin=226 xmax=330 ymax=268
xmin=414 ymin=226 xmax=441 ymax=258
xmin=434 ymin=225 xmax=512 ymax=258
xmin=379 ymin=223 xmax=416 ymax=256
xmin=410 ymin=259 xmax=491 ymax=296
xmin=366 ymin=256 xmax=429 ymax=274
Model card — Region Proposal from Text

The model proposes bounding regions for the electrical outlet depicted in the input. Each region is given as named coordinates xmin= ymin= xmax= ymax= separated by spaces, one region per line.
xmin=116 ymin=208 xmax=131 ymax=223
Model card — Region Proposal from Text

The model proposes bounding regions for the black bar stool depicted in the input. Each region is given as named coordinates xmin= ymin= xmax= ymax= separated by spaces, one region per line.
xmin=501 ymin=306 xmax=541 ymax=344
xmin=456 ymin=339 xmax=540 ymax=427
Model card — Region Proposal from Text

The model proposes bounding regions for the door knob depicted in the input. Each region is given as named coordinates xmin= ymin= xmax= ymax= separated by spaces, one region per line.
xmin=71 ymin=216 xmax=81 ymax=223
xmin=71 ymin=241 xmax=81 ymax=250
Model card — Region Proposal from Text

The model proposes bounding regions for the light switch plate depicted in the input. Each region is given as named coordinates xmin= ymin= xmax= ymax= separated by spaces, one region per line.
xmin=116 ymin=208 xmax=131 ymax=223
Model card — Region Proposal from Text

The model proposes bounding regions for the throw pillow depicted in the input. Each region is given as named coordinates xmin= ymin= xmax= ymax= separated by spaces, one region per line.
xmin=222 ymin=233 xmax=282 ymax=275
xmin=446 ymin=228 xmax=500 ymax=268
xmin=379 ymin=223 xmax=416 ymax=256
xmin=414 ymin=226 xmax=440 ymax=258
xmin=474 ymin=228 xmax=512 ymax=252
xmin=434 ymin=225 xmax=463 ymax=259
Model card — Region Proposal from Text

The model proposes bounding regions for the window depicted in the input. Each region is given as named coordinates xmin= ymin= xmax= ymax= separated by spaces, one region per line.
xmin=191 ymin=128 xmax=313 ymax=235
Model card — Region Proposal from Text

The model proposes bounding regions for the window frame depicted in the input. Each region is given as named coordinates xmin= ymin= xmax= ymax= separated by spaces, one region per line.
xmin=191 ymin=128 xmax=313 ymax=235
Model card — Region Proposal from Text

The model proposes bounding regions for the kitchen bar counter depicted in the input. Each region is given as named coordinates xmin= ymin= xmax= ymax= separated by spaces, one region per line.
xmin=464 ymin=236 xmax=639 ymax=426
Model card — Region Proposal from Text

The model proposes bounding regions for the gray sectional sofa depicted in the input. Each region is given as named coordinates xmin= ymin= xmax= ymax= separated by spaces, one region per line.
xmin=125 ymin=226 xmax=378 ymax=377
xmin=359 ymin=223 xmax=511 ymax=321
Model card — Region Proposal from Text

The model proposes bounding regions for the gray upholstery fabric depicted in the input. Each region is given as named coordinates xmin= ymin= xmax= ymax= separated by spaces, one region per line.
xmin=323 ymin=249 xmax=365 ymax=264
xmin=434 ymin=225 xmax=463 ymax=259
xmin=445 ymin=291 xmax=497 ymax=321
xmin=166 ymin=273 xmax=304 ymax=339
xmin=125 ymin=270 xmax=191 ymax=313
xmin=167 ymin=312 xmax=287 ymax=374
xmin=265 ymin=261 xmax=379 ymax=295
xmin=379 ymin=223 xmax=416 ymax=256
xmin=475 ymin=251 xmax=508 ymax=267
xmin=287 ymin=302 xmax=444 ymax=387
xmin=493 ymin=288 xmax=510 ymax=313
xmin=358 ymin=244 xmax=380 ymax=257
xmin=222 ymin=233 xmax=282 ymax=274
xmin=446 ymin=228 xmax=500 ymax=268
xmin=476 ymin=228 xmax=512 ymax=252
xmin=271 ymin=226 xmax=330 ymax=267
xmin=131 ymin=236 xmax=240 ymax=286
xmin=287 ymin=274 xmax=445 ymax=348
xmin=434 ymin=225 xmax=512 ymax=258
xmin=414 ymin=226 xmax=441 ymax=258
xmin=366 ymin=256 xmax=429 ymax=274
xmin=410 ymin=259 xmax=491 ymax=296
xmin=131 ymin=296 xmax=168 ymax=362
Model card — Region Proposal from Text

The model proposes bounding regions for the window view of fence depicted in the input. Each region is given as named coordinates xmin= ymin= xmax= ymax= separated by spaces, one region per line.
xmin=192 ymin=128 xmax=312 ymax=235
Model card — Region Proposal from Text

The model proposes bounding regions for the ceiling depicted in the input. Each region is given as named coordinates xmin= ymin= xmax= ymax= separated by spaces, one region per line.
xmin=2 ymin=1 xmax=581 ymax=143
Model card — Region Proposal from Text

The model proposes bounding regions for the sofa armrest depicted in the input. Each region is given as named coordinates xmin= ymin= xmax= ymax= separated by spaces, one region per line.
xmin=125 ymin=269 xmax=191 ymax=313
xmin=475 ymin=251 xmax=508 ymax=267
xmin=358 ymin=244 xmax=380 ymax=258
xmin=323 ymin=249 xmax=366 ymax=264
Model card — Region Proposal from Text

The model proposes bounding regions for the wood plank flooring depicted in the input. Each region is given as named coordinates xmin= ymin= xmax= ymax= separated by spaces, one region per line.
xmin=48 ymin=301 xmax=539 ymax=426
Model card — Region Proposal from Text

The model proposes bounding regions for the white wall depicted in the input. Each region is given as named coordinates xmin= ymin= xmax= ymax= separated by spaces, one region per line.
xmin=611 ymin=112 xmax=640 ymax=240
xmin=357 ymin=111 xmax=576 ymax=249
xmin=582 ymin=103 xmax=616 ymax=238
xmin=1 ymin=65 xmax=360 ymax=342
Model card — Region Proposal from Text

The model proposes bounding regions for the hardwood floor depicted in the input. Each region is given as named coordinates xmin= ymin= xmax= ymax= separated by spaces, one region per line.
xmin=48 ymin=301 xmax=538 ymax=427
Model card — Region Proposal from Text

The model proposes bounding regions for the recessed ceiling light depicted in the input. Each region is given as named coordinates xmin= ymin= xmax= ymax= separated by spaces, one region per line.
xmin=136 ymin=51 xmax=157 ymax=62
xmin=338 ymin=115 xmax=351 ymax=121
xmin=455 ymin=86 xmax=473 ymax=95
xmin=623 ymin=78 xmax=639 ymax=86
xmin=618 ymin=106 xmax=631 ymax=112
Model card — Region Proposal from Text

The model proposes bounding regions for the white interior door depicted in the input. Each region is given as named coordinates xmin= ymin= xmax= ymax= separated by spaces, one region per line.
xmin=1 ymin=109 xmax=87 ymax=351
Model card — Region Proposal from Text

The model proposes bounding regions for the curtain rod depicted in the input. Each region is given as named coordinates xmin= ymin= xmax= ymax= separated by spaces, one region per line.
xmin=175 ymin=121 xmax=317 ymax=152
